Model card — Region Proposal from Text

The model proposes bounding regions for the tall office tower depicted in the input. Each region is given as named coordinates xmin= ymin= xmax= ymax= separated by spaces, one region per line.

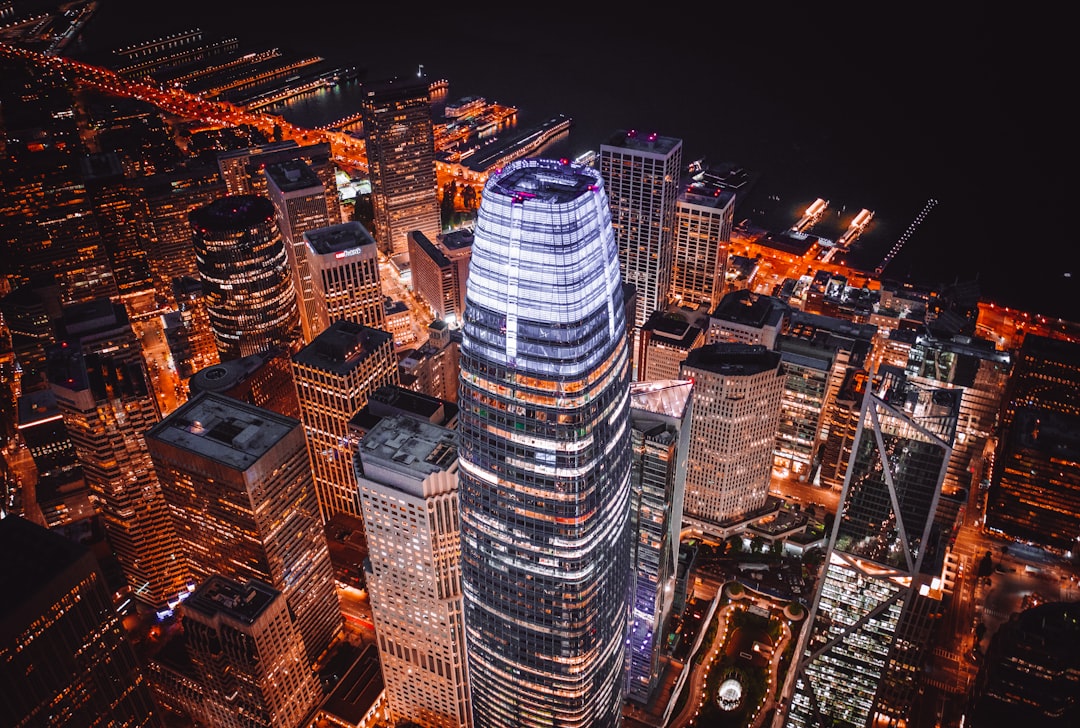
xmin=599 ymin=129 xmax=682 ymax=330
xmin=408 ymin=228 xmax=474 ymax=327
xmin=180 ymin=576 xmax=322 ymax=728
xmin=264 ymin=159 xmax=333 ymax=343
xmin=626 ymin=379 xmax=694 ymax=704
xmin=165 ymin=276 xmax=221 ymax=384
xmin=670 ymin=176 xmax=735 ymax=312
xmin=637 ymin=310 xmax=705 ymax=382
xmin=18 ymin=389 xmax=93 ymax=527
xmin=137 ymin=166 xmax=226 ymax=294
xmin=146 ymin=392 xmax=342 ymax=665
xmin=458 ymin=158 xmax=633 ymax=728
xmin=784 ymin=367 xmax=960 ymax=728
xmin=678 ymin=343 xmax=783 ymax=531
xmin=47 ymin=345 xmax=191 ymax=607
xmin=0 ymin=516 xmax=164 ymax=728
xmin=356 ymin=414 xmax=471 ymax=728
xmin=707 ymin=289 xmax=790 ymax=347
xmin=817 ymin=367 xmax=870 ymax=490
xmin=987 ymin=334 xmax=1080 ymax=549
xmin=397 ymin=325 xmax=460 ymax=404
xmin=303 ymin=221 xmax=385 ymax=335
xmin=189 ymin=347 xmax=301 ymax=419
xmin=216 ymin=141 xmax=342 ymax=225
xmin=291 ymin=320 xmax=398 ymax=522
xmin=361 ymin=75 xmax=441 ymax=256
xmin=773 ymin=337 xmax=845 ymax=483
xmin=190 ymin=195 xmax=302 ymax=360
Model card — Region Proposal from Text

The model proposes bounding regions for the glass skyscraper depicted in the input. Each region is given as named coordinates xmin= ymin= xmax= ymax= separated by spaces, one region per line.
xmin=457 ymin=158 xmax=633 ymax=728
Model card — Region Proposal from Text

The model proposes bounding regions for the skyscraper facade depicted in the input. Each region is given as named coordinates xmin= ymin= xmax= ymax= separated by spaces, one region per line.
xmin=457 ymin=158 xmax=633 ymax=728
xmin=264 ymin=158 xmax=333 ymax=343
xmin=356 ymin=414 xmax=471 ymax=728
xmin=626 ymin=379 xmax=694 ymax=704
xmin=784 ymin=367 xmax=960 ymax=728
xmin=303 ymin=221 xmax=385 ymax=334
xmin=408 ymin=228 xmax=473 ymax=327
xmin=146 ymin=391 xmax=342 ymax=665
xmin=679 ymin=343 xmax=784 ymax=531
xmin=361 ymin=76 xmax=441 ymax=256
xmin=599 ymin=129 xmax=682 ymax=330
xmin=670 ymin=178 xmax=734 ymax=313
xmin=291 ymin=320 xmax=398 ymax=522
xmin=189 ymin=194 xmax=301 ymax=360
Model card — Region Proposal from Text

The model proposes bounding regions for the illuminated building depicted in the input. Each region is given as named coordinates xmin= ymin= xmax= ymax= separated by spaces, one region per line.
xmin=670 ymin=176 xmax=734 ymax=312
xmin=987 ymin=333 xmax=1080 ymax=549
xmin=784 ymin=367 xmax=959 ymax=728
xmin=215 ymin=141 xmax=341 ymax=225
xmin=383 ymin=298 xmax=416 ymax=347
xmin=626 ymin=379 xmax=693 ymax=704
xmin=303 ymin=221 xmax=385 ymax=334
xmin=397 ymin=324 xmax=460 ymax=404
xmin=356 ymin=415 xmax=471 ymax=728
xmin=0 ymin=516 xmax=164 ymax=728
xmin=407 ymin=228 xmax=473 ymax=327
xmin=708 ymin=289 xmax=789 ymax=347
xmin=291 ymin=320 xmax=398 ymax=522
xmin=598 ymin=129 xmax=682 ymax=330
xmin=188 ymin=347 xmax=301 ymax=419
xmin=146 ymin=391 xmax=342 ymax=665
xmin=17 ymin=388 xmax=91 ymax=527
xmin=816 ymin=367 xmax=869 ymax=490
xmin=164 ymin=276 xmax=220 ymax=384
xmin=179 ymin=576 xmax=322 ymax=728
xmin=46 ymin=345 xmax=189 ymax=608
xmin=637 ymin=310 xmax=704 ymax=382
xmin=314 ymin=643 xmax=386 ymax=728
xmin=189 ymin=194 xmax=302 ymax=360
xmin=458 ymin=158 xmax=632 ymax=728
xmin=679 ymin=343 xmax=784 ymax=532
xmin=361 ymin=76 xmax=441 ymax=256
xmin=773 ymin=336 xmax=845 ymax=483
xmin=265 ymin=158 xmax=333 ymax=343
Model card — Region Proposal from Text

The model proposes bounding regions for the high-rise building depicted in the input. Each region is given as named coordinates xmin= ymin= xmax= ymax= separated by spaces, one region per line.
xmin=47 ymin=345 xmax=190 ymax=608
xmin=0 ymin=516 xmax=165 ymax=728
xmin=598 ymin=129 xmax=682 ymax=329
xmin=190 ymin=195 xmax=302 ymax=360
xmin=291 ymin=320 xmax=398 ymax=522
xmin=773 ymin=336 xmax=845 ymax=483
xmin=303 ymin=221 xmax=385 ymax=334
xmin=679 ymin=343 xmax=784 ymax=532
xmin=987 ymin=334 xmax=1080 ymax=549
xmin=637 ymin=310 xmax=705 ymax=382
xmin=356 ymin=414 xmax=471 ymax=728
xmin=215 ymin=140 xmax=342 ymax=224
xmin=165 ymin=276 xmax=221 ymax=384
xmin=626 ymin=379 xmax=694 ymax=704
xmin=188 ymin=347 xmax=301 ymax=419
xmin=408 ymin=228 xmax=473 ymax=327
xmin=670 ymin=176 xmax=734 ymax=312
xmin=361 ymin=76 xmax=441 ymax=256
xmin=707 ymin=289 xmax=789 ymax=347
xmin=458 ymin=158 xmax=633 ymax=728
xmin=180 ymin=576 xmax=323 ymax=728
xmin=784 ymin=367 xmax=960 ymax=728
xmin=264 ymin=158 xmax=333 ymax=343
xmin=146 ymin=391 xmax=342 ymax=665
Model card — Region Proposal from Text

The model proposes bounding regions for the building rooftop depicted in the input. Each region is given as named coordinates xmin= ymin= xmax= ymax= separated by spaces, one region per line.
xmin=601 ymin=129 xmax=682 ymax=156
xmin=17 ymin=388 xmax=60 ymax=427
xmin=629 ymin=380 xmax=694 ymax=420
xmin=682 ymin=343 xmax=782 ymax=376
xmin=0 ymin=515 xmax=91 ymax=616
xmin=147 ymin=391 xmax=298 ymax=472
xmin=292 ymin=320 xmax=393 ymax=374
xmin=318 ymin=643 xmax=384 ymax=727
xmin=183 ymin=575 xmax=279 ymax=626
xmin=304 ymin=221 xmax=377 ymax=256
xmin=439 ymin=227 xmax=475 ymax=252
xmin=189 ymin=194 xmax=274 ymax=233
xmin=712 ymin=290 xmax=789 ymax=328
xmin=488 ymin=158 xmax=600 ymax=205
xmin=264 ymin=158 xmax=322 ymax=193
xmin=358 ymin=414 xmax=458 ymax=484
xmin=642 ymin=312 xmax=702 ymax=348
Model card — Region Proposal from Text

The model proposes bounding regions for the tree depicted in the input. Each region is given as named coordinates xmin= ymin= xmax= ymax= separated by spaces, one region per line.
xmin=975 ymin=621 xmax=987 ymax=643
xmin=272 ymin=123 xmax=283 ymax=143
xmin=461 ymin=183 xmax=477 ymax=211
xmin=978 ymin=550 xmax=994 ymax=578
xmin=750 ymin=535 xmax=766 ymax=555
xmin=727 ymin=534 xmax=744 ymax=554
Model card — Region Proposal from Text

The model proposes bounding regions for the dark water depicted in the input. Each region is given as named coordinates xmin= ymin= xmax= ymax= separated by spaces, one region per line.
xmin=73 ymin=2 xmax=1076 ymax=321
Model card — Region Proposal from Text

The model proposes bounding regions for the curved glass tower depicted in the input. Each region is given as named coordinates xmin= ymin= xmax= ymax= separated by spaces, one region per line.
xmin=458 ymin=158 xmax=633 ymax=728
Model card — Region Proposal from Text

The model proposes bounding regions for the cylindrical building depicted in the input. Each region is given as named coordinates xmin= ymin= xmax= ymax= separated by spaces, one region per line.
xmin=190 ymin=195 xmax=301 ymax=360
xmin=458 ymin=158 xmax=633 ymax=728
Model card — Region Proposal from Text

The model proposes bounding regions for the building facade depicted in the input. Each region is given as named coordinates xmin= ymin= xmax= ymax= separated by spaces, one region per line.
xmin=146 ymin=391 xmax=342 ymax=665
xmin=304 ymin=221 xmax=385 ymax=334
xmin=670 ymin=178 xmax=734 ymax=312
xmin=457 ymin=158 xmax=633 ymax=727
xmin=361 ymin=76 xmax=441 ymax=256
xmin=189 ymin=194 xmax=301 ymax=360
xmin=598 ymin=129 xmax=682 ymax=329
xmin=356 ymin=415 xmax=471 ymax=728
xmin=291 ymin=320 xmax=398 ymax=522
xmin=408 ymin=228 xmax=473 ymax=327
